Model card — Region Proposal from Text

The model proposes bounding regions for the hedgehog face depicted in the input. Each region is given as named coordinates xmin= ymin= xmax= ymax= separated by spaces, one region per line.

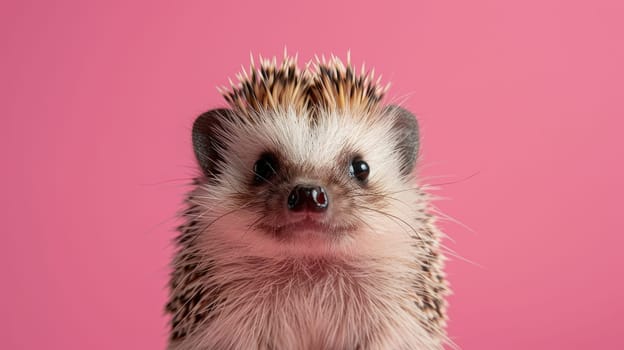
xmin=190 ymin=106 xmax=423 ymax=258
xmin=188 ymin=56 xmax=423 ymax=258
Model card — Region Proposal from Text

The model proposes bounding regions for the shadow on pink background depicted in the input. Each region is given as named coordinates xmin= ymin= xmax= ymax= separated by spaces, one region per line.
xmin=2 ymin=0 xmax=623 ymax=349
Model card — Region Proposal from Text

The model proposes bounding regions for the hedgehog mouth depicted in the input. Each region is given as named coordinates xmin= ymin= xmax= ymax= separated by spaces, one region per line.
xmin=260 ymin=218 xmax=355 ymax=238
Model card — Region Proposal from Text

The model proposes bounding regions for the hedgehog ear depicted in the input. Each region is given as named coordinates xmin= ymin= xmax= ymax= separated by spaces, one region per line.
xmin=385 ymin=105 xmax=420 ymax=176
xmin=192 ymin=108 xmax=236 ymax=178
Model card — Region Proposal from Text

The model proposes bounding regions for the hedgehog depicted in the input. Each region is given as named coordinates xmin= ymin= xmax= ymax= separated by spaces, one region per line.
xmin=166 ymin=52 xmax=449 ymax=350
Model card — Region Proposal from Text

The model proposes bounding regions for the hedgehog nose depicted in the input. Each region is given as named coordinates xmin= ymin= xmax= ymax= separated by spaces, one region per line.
xmin=287 ymin=185 xmax=329 ymax=212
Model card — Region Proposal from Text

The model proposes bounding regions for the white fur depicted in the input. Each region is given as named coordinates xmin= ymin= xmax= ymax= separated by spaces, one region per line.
xmin=170 ymin=107 xmax=446 ymax=349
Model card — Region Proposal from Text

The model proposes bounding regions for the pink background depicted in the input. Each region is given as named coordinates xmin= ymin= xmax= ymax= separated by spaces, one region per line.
xmin=2 ymin=0 xmax=623 ymax=349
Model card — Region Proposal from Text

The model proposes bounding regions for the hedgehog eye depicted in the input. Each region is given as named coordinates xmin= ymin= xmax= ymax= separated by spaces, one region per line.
xmin=253 ymin=153 xmax=279 ymax=185
xmin=349 ymin=158 xmax=370 ymax=182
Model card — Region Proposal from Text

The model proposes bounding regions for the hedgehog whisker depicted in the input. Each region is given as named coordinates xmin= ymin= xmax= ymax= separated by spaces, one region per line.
xmin=350 ymin=212 xmax=377 ymax=235
xmin=344 ymin=192 xmax=417 ymax=210
xmin=140 ymin=177 xmax=195 ymax=187
xmin=240 ymin=212 xmax=267 ymax=239
xmin=354 ymin=204 xmax=424 ymax=242
xmin=184 ymin=201 xmax=257 ymax=247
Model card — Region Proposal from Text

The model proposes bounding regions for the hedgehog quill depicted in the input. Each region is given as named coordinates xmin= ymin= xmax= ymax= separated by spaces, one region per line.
xmin=166 ymin=53 xmax=449 ymax=350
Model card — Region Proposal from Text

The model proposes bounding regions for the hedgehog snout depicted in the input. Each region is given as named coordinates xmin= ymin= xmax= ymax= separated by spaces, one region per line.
xmin=287 ymin=184 xmax=329 ymax=213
